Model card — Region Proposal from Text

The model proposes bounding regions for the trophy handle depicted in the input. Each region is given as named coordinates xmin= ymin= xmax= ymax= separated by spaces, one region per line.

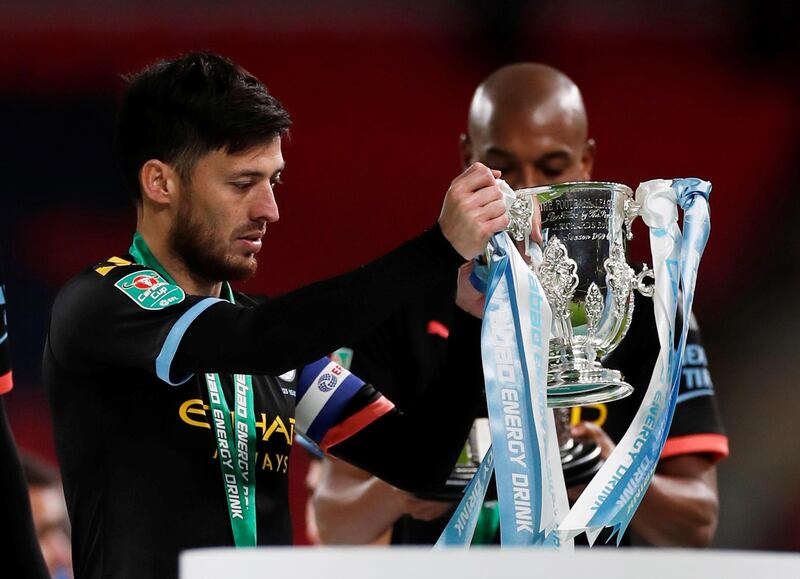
xmin=623 ymin=197 xmax=654 ymax=297
xmin=634 ymin=264 xmax=655 ymax=297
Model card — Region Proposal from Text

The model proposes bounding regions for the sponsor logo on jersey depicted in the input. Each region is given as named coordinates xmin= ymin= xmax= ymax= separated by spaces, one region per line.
xmin=677 ymin=344 xmax=714 ymax=403
xmin=114 ymin=269 xmax=185 ymax=310
xmin=317 ymin=372 xmax=338 ymax=392
xmin=178 ymin=397 xmax=294 ymax=473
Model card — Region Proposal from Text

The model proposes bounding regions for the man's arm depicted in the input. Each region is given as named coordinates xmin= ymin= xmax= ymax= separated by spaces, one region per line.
xmin=50 ymin=164 xmax=507 ymax=383
xmin=312 ymin=263 xmax=482 ymax=544
xmin=313 ymin=460 xmax=406 ymax=545
xmin=631 ymin=454 xmax=718 ymax=546
xmin=322 ymin=304 xmax=483 ymax=492
xmin=0 ymin=401 xmax=50 ymax=579
xmin=172 ymin=164 xmax=504 ymax=377
xmin=302 ymin=264 xmax=485 ymax=496
xmin=313 ymin=459 xmax=452 ymax=545
xmin=0 ymin=281 xmax=49 ymax=577
xmin=572 ymin=422 xmax=719 ymax=547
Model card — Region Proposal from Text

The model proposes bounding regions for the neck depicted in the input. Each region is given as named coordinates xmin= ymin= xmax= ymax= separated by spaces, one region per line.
xmin=136 ymin=213 xmax=223 ymax=298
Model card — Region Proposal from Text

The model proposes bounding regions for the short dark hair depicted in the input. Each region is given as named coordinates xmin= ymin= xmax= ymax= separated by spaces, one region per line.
xmin=115 ymin=51 xmax=292 ymax=199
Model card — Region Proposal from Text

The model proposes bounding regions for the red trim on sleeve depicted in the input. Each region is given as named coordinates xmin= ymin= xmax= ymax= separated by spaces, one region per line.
xmin=320 ymin=397 xmax=395 ymax=453
xmin=427 ymin=320 xmax=449 ymax=339
xmin=661 ymin=433 xmax=729 ymax=463
xmin=0 ymin=371 xmax=12 ymax=395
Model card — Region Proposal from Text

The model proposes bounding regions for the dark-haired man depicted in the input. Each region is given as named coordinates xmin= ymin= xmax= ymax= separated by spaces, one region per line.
xmin=314 ymin=63 xmax=727 ymax=547
xmin=43 ymin=52 xmax=507 ymax=579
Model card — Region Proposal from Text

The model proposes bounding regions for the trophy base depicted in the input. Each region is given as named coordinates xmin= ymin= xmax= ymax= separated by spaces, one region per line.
xmin=546 ymin=366 xmax=633 ymax=408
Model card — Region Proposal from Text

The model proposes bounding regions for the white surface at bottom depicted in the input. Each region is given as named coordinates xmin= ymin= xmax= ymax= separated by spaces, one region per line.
xmin=180 ymin=546 xmax=800 ymax=579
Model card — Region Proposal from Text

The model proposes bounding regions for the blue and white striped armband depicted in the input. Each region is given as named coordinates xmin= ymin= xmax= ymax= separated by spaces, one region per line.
xmin=295 ymin=357 xmax=367 ymax=444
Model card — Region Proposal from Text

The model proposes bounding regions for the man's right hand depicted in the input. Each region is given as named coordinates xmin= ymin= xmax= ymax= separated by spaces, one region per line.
xmin=439 ymin=163 xmax=509 ymax=259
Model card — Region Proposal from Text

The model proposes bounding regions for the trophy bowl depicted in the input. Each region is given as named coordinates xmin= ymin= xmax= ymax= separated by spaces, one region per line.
xmin=508 ymin=181 xmax=654 ymax=409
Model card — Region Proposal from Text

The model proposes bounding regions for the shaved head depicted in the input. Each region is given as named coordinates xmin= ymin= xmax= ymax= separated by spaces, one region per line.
xmin=461 ymin=63 xmax=595 ymax=190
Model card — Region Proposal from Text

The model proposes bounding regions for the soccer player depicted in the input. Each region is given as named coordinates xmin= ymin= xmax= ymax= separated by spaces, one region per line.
xmin=43 ymin=52 xmax=507 ymax=579
xmin=1 ymin=276 xmax=50 ymax=578
xmin=313 ymin=63 xmax=728 ymax=547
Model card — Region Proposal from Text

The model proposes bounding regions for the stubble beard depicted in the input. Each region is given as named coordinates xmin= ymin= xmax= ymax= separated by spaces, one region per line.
xmin=170 ymin=195 xmax=258 ymax=283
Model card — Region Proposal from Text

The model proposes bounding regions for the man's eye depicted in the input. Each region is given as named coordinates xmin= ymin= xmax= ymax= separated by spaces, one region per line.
xmin=271 ymin=174 xmax=284 ymax=188
xmin=541 ymin=167 xmax=565 ymax=178
xmin=233 ymin=182 xmax=253 ymax=191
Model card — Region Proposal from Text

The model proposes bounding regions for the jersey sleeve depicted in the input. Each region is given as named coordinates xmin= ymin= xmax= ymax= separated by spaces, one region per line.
xmin=344 ymin=276 xmax=458 ymax=410
xmin=662 ymin=313 xmax=729 ymax=463
xmin=0 ymin=283 xmax=12 ymax=394
xmin=1 ymin=269 xmax=49 ymax=578
xmin=50 ymin=225 xmax=463 ymax=387
xmin=294 ymin=358 xmax=395 ymax=452
xmin=324 ymin=308 xmax=486 ymax=493
xmin=172 ymin=225 xmax=464 ymax=378
xmin=47 ymin=262 xmax=224 ymax=385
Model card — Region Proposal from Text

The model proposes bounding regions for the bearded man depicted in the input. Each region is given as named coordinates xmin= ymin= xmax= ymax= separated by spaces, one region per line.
xmin=43 ymin=51 xmax=508 ymax=579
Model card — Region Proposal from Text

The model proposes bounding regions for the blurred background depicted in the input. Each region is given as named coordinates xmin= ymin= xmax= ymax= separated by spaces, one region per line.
xmin=1 ymin=0 xmax=798 ymax=555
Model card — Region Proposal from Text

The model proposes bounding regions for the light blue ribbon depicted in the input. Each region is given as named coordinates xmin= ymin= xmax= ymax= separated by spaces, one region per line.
xmin=584 ymin=178 xmax=711 ymax=542
xmin=435 ymin=448 xmax=494 ymax=547
xmin=438 ymin=233 xmax=551 ymax=546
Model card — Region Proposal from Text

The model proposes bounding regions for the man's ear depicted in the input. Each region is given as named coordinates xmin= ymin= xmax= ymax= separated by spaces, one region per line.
xmin=582 ymin=138 xmax=597 ymax=180
xmin=459 ymin=133 xmax=473 ymax=171
xmin=139 ymin=160 xmax=177 ymax=206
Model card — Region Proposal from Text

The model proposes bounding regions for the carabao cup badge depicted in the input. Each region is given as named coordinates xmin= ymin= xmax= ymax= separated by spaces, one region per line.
xmin=114 ymin=270 xmax=185 ymax=310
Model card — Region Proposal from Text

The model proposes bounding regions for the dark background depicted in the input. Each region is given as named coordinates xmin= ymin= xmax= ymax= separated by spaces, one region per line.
xmin=1 ymin=0 xmax=798 ymax=549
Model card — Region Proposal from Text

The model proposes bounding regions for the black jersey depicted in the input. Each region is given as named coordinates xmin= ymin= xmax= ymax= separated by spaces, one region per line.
xmin=345 ymin=284 xmax=728 ymax=546
xmin=43 ymin=226 xmax=484 ymax=579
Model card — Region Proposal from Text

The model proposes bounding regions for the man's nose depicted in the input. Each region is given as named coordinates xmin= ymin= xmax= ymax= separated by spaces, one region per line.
xmin=252 ymin=184 xmax=280 ymax=223
xmin=515 ymin=165 xmax=546 ymax=190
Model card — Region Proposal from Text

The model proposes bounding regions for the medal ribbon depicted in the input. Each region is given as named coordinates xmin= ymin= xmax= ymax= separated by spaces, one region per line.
xmin=129 ymin=232 xmax=258 ymax=547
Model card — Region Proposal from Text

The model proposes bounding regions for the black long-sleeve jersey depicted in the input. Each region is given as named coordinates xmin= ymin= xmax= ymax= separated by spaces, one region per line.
xmin=43 ymin=226 xmax=484 ymax=579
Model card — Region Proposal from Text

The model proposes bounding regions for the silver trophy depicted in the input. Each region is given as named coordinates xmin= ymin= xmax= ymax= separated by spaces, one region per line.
xmin=421 ymin=182 xmax=653 ymax=499
xmin=508 ymin=181 xmax=654 ymax=408
xmin=506 ymin=182 xmax=653 ymax=485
